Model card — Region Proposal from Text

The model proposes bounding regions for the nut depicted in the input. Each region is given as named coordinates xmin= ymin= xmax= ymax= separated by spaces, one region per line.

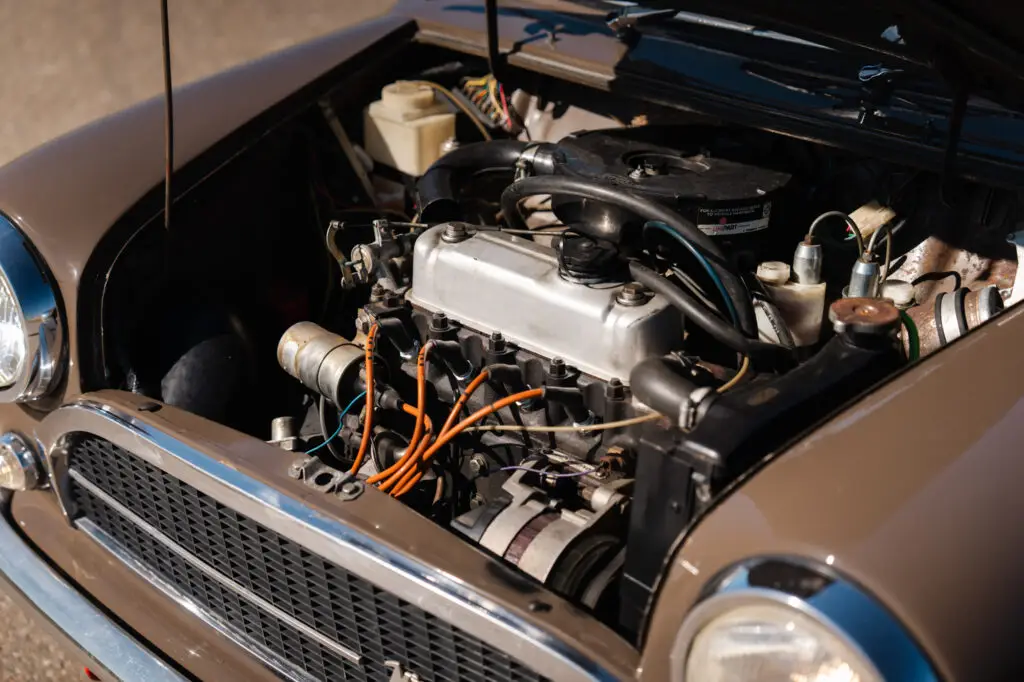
xmin=605 ymin=377 xmax=626 ymax=401
xmin=616 ymin=282 xmax=649 ymax=306
xmin=488 ymin=331 xmax=507 ymax=353
xmin=468 ymin=454 xmax=489 ymax=476
xmin=430 ymin=311 xmax=450 ymax=331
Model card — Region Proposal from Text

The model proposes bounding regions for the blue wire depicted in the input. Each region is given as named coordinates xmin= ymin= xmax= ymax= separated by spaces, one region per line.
xmin=642 ymin=220 xmax=740 ymax=327
xmin=305 ymin=390 xmax=368 ymax=455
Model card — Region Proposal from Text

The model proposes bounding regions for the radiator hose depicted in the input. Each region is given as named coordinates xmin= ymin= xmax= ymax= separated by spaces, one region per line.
xmin=629 ymin=356 xmax=699 ymax=419
xmin=416 ymin=140 xmax=529 ymax=223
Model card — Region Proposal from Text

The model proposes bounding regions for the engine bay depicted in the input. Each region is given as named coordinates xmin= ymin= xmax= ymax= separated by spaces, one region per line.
xmin=92 ymin=56 xmax=1021 ymax=639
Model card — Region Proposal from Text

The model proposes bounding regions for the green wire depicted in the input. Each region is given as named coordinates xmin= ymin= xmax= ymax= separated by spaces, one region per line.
xmin=643 ymin=221 xmax=739 ymax=327
xmin=899 ymin=310 xmax=920 ymax=362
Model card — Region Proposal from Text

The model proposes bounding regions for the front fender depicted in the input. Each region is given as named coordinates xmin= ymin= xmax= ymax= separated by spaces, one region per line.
xmin=640 ymin=300 xmax=1024 ymax=681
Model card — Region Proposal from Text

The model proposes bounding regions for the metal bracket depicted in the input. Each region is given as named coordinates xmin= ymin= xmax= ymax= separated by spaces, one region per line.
xmin=319 ymin=98 xmax=377 ymax=206
xmin=288 ymin=457 xmax=365 ymax=501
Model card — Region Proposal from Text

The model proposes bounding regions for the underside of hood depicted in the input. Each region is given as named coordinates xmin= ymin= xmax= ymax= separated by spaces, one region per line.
xmin=634 ymin=0 xmax=1024 ymax=110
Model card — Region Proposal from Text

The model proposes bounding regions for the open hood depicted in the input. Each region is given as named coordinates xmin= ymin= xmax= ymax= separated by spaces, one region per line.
xmin=614 ymin=0 xmax=1024 ymax=111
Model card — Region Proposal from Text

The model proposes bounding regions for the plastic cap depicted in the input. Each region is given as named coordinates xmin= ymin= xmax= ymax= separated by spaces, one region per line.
xmin=755 ymin=261 xmax=791 ymax=286
xmin=880 ymin=279 xmax=915 ymax=308
xmin=381 ymin=81 xmax=437 ymax=114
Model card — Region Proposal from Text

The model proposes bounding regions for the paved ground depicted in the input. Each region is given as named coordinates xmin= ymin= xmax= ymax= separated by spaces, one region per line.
xmin=0 ymin=2 xmax=391 ymax=679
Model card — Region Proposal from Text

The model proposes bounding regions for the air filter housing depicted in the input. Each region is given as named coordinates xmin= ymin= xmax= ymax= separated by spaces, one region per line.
xmin=544 ymin=128 xmax=793 ymax=246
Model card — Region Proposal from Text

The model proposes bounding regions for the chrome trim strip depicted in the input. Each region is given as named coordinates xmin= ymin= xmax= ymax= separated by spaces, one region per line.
xmin=40 ymin=399 xmax=619 ymax=682
xmin=76 ymin=518 xmax=317 ymax=682
xmin=0 ymin=492 xmax=185 ymax=682
xmin=669 ymin=557 xmax=940 ymax=681
xmin=0 ymin=214 xmax=65 ymax=403
xmin=69 ymin=470 xmax=364 ymax=667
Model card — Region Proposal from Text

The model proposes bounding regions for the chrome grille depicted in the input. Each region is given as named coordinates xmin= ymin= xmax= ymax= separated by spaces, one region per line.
xmin=67 ymin=434 xmax=548 ymax=682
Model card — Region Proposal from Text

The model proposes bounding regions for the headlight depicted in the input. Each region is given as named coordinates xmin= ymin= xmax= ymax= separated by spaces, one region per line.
xmin=682 ymin=599 xmax=879 ymax=682
xmin=671 ymin=559 xmax=938 ymax=682
xmin=0 ymin=274 xmax=26 ymax=386
xmin=0 ymin=215 xmax=63 ymax=402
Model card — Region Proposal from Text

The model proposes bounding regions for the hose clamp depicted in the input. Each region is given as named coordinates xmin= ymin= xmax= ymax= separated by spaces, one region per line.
xmin=515 ymin=143 xmax=555 ymax=181
xmin=679 ymin=386 xmax=715 ymax=431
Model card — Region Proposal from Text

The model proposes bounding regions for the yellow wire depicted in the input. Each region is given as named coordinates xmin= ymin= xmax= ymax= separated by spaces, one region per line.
xmin=716 ymin=356 xmax=750 ymax=393
xmin=463 ymin=75 xmax=491 ymax=87
xmin=462 ymin=412 xmax=661 ymax=434
xmin=405 ymin=80 xmax=492 ymax=141
xmin=487 ymin=78 xmax=504 ymax=124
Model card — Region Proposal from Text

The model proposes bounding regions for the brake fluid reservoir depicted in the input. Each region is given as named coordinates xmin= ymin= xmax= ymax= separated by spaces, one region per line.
xmin=364 ymin=81 xmax=455 ymax=176
xmin=756 ymin=261 xmax=827 ymax=347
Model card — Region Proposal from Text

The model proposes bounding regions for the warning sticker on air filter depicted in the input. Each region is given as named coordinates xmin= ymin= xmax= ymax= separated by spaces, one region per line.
xmin=697 ymin=201 xmax=772 ymax=236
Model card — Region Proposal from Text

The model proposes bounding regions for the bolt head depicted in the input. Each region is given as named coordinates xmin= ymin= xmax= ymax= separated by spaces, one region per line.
xmin=605 ymin=377 xmax=626 ymax=400
xmin=442 ymin=223 xmax=470 ymax=243
xmin=488 ymin=331 xmax=507 ymax=353
xmin=430 ymin=311 xmax=449 ymax=331
xmin=616 ymin=282 xmax=649 ymax=306
xmin=468 ymin=455 xmax=488 ymax=475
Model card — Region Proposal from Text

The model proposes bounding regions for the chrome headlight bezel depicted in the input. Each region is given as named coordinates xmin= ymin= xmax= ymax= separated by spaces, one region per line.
xmin=0 ymin=215 xmax=64 ymax=403
xmin=670 ymin=557 xmax=939 ymax=682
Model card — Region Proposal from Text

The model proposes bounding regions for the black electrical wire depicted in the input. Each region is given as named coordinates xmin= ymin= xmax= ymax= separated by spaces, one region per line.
xmin=484 ymin=0 xmax=504 ymax=81
xmin=501 ymin=175 xmax=757 ymax=336
xmin=159 ymin=0 xmax=174 ymax=232
xmin=629 ymin=262 xmax=796 ymax=369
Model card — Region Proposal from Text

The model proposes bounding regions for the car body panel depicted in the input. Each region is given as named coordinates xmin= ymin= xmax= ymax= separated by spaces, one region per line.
xmin=640 ymin=299 xmax=1024 ymax=680
xmin=0 ymin=2 xmax=1019 ymax=680
xmin=27 ymin=389 xmax=640 ymax=679
xmin=11 ymin=489 xmax=279 ymax=681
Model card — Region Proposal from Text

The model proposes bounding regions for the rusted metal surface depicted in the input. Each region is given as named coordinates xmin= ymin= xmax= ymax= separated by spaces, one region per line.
xmin=890 ymin=235 xmax=1017 ymax=303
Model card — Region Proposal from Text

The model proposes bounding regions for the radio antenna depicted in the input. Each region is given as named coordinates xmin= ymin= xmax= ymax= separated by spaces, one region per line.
xmin=160 ymin=0 xmax=174 ymax=231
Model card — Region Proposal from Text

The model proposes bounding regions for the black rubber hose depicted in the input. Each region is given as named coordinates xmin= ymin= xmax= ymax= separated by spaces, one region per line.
xmin=502 ymin=175 xmax=757 ymax=336
xmin=629 ymin=262 xmax=796 ymax=369
xmin=417 ymin=140 xmax=529 ymax=223
xmin=629 ymin=356 xmax=699 ymax=418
